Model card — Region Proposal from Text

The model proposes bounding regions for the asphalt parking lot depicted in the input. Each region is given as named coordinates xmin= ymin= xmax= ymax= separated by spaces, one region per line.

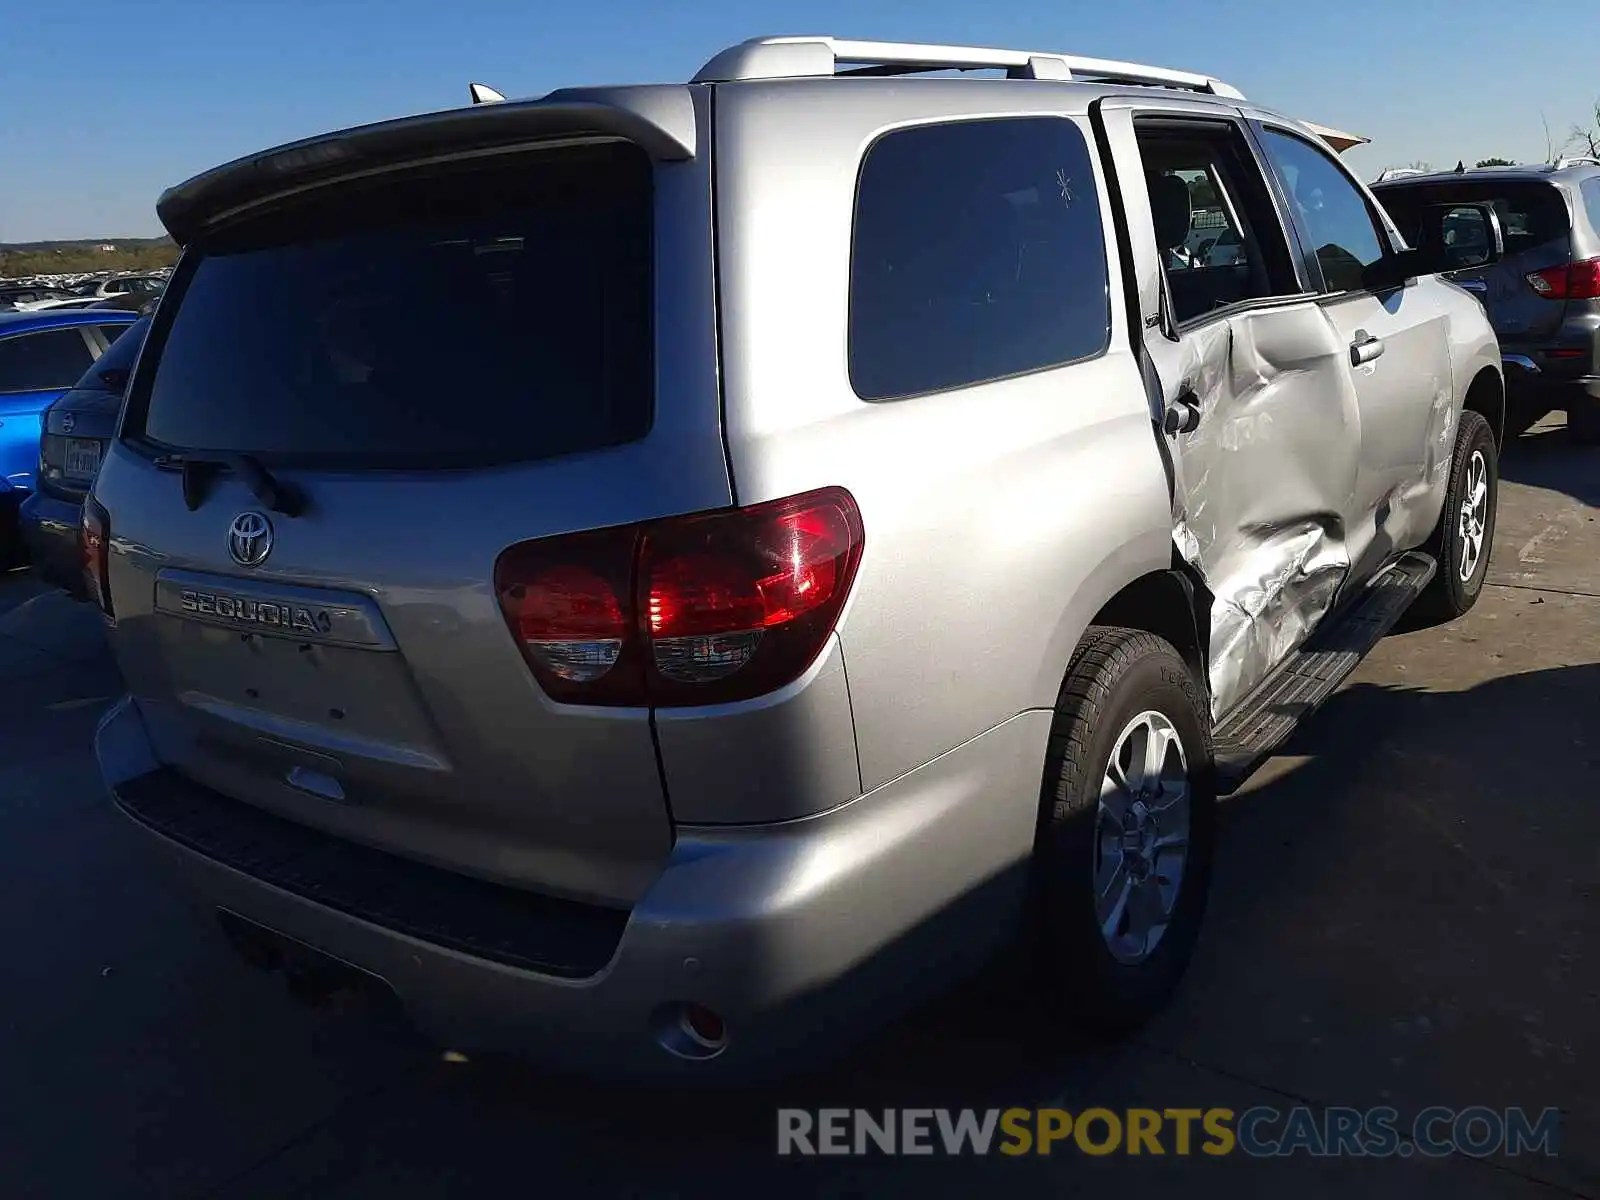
xmin=3 ymin=416 xmax=1597 ymax=1199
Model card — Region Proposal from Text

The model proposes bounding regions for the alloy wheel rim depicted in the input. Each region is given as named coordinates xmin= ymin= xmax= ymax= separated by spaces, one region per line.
xmin=1457 ymin=449 xmax=1489 ymax=583
xmin=1093 ymin=710 xmax=1191 ymax=965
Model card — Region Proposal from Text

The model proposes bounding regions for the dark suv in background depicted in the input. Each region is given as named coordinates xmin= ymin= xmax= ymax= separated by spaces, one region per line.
xmin=1374 ymin=159 xmax=1600 ymax=442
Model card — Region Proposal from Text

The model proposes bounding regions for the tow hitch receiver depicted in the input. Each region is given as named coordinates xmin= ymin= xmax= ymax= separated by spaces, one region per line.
xmin=215 ymin=908 xmax=395 ymax=1009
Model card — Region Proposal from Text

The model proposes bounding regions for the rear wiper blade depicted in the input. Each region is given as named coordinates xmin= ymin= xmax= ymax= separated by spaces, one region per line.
xmin=153 ymin=451 xmax=306 ymax=516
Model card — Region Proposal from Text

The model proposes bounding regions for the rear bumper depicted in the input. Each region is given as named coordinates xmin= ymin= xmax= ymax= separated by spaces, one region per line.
xmin=1501 ymin=310 xmax=1600 ymax=389
xmin=1502 ymin=362 xmax=1600 ymax=408
xmin=17 ymin=488 xmax=85 ymax=596
xmin=97 ymin=695 xmax=1049 ymax=1078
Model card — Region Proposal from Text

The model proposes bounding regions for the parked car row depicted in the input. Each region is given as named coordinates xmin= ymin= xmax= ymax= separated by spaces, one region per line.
xmin=0 ymin=273 xmax=168 ymax=313
xmin=21 ymin=36 xmax=1535 ymax=1080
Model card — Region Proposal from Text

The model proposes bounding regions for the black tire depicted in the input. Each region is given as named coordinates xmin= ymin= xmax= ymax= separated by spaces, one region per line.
xmin=1567 ymin=389 xmax=1600 ymax=446
xmin=1033 ymin=626 xmax=1215 ymax=1037
xmin=1413 ymin=409 xmax=1498 ymax=624
xmin=0 ymin=498 xmax=21 ymax=573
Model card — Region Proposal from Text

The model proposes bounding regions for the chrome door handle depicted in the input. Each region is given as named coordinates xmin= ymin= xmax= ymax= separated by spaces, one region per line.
xmin=1350 ymin=332 xmax=1386 ymax=366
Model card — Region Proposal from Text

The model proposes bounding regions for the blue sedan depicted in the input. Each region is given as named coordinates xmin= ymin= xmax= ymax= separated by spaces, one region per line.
xmin=0 ymin=308 xmax=139 ymax=565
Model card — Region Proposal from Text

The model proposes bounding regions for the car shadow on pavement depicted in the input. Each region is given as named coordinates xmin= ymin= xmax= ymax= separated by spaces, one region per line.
xmin=1498 ymin=420 xmax=1600 ymax=508
xmin=1164 ymin=658 xmax=1600 ymax=1193
xmin=221 ymin=662 xmax=1600 ymax=1199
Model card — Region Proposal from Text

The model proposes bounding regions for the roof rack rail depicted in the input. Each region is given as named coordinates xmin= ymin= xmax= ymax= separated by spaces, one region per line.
xmin=692 ymin=36 xmax=1244 ymax=98
xmin=1552 ymin=155 xmax=1600 ymax=170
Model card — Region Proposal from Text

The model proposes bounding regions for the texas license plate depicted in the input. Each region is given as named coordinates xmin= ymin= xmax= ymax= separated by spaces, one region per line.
xmin=64 ymin=438 xmax=102 ymax=478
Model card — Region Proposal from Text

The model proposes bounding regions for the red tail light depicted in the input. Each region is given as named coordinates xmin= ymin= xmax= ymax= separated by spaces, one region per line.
xmin=494 ymin=487 xmax=864 ymax=707
xmin=81 ymin=496 xmax=114 ymax=619
xmin=1526 ymin=258 xmax=1600 ymax=300
xmin=493 ymin=530 xmax=640 ymax=705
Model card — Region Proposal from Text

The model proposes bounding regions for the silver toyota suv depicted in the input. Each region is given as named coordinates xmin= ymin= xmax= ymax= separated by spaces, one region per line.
xmin=92 ymin=36 xmax=1506 ymax=1076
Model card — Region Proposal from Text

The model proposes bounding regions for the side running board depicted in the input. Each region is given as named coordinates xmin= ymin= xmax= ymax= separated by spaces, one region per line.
xmin=1212 ymin=551 xmax=1437 ymax=794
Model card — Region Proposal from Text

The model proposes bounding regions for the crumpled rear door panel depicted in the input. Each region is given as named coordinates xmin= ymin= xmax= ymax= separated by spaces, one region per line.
xmin=1160 ymin=306 xmax=1362 ymax=717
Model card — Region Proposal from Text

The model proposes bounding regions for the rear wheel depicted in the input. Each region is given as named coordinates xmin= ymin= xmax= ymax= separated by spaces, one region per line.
xmin=1414 ymin=409 xmax=1498 ymax=623
xmin=1033 ymin=627 xmax=1215 ymax=1036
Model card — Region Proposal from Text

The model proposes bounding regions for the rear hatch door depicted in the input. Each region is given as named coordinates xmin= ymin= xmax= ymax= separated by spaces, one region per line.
xmin=1376 ymin=178 xmax=1573 ymax=347
xmin=95 ymin=123 xmax=727 ymax=909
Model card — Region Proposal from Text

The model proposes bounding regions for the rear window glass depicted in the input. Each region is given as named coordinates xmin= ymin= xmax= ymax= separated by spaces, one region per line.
xmin=129 ymin=143 xmax=653 ymax=468
xmin=1375 ymin=180 xmax=1570 ymax=254
xmin=849 ymin=116 xmax=1110 ymax=401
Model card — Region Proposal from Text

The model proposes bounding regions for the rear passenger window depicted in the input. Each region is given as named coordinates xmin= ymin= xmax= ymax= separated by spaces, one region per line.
xmin=849 ymin=117 xmax=1110 ymax=401
xmin=0 ymin=328 xmax=95 ymax=394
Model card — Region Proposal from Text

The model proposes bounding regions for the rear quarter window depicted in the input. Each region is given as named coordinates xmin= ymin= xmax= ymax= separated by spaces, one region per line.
xmin=126 ymin=142 xmax=654 ymax=469
xmin=848 ymin=116 xmax=1111 ymax=402
xmin=1582 ymin=178 xmax=1600 ymax=234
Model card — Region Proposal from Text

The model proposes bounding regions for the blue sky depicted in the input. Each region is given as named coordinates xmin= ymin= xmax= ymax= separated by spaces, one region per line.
xmin=3 ymin=0 xmax=1596 ymax=240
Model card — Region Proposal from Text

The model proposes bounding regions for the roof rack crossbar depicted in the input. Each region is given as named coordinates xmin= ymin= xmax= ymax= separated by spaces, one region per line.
xmin=1552 ymin=155 xmax=1600 ymax=170
xmin=693 ymin=36 xmax=1245 ymax=99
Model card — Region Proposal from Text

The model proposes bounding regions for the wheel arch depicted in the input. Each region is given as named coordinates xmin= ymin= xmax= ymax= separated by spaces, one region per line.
xmin=1463 ymin=365 xmax=1506 ymax=449
xmin=1085 ymin=562 xmax=1212 ymax=705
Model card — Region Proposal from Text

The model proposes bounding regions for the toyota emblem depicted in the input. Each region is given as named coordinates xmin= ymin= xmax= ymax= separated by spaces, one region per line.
xmin=228 ymin=511 xmax=274 ymax=568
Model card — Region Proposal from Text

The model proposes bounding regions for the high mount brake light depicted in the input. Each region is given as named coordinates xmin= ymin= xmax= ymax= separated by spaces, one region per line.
xmin=494 ymin=488 xmax=864 ymax=707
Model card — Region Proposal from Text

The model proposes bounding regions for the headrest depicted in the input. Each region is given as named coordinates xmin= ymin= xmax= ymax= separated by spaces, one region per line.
xmin=1147 ymin=172 xmax=1193 ymax=252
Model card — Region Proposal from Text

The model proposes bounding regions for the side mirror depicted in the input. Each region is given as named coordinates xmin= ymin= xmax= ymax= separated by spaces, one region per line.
xmin=1391 ymin=202 xmax=1504 ymax=281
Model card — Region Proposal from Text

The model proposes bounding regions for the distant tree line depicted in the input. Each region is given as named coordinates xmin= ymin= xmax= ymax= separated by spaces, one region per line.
xmin=0 ymin=241 xmax=179 ymax=279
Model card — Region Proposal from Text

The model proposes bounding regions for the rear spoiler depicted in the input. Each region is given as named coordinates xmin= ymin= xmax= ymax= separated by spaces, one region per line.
xmin=1303 ymin=121 xmax=1370 ymax=154
xmin=155 ymin=85 xmax=697 ymax=246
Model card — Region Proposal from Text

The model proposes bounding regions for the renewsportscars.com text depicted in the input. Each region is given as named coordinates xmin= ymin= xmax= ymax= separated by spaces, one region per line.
xmin=777 ymin=1106 xmax=1561 ymax=1158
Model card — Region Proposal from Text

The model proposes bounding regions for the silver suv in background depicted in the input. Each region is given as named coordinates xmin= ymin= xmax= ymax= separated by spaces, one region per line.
xmin=93 ymin=36 xmax=1505 ymax=1077
xmin=1374 ymin=159 xmax=1600 ymax=441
